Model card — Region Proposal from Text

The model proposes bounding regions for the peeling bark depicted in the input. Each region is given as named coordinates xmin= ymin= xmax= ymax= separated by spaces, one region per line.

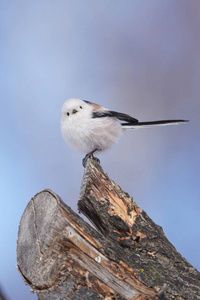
xmin=17 ymin=157 xmax=200 ymax=299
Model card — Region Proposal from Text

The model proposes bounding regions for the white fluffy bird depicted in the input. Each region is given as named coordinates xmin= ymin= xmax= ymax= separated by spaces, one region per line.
xmin=61 ymin=98 xmax=188 ymax=165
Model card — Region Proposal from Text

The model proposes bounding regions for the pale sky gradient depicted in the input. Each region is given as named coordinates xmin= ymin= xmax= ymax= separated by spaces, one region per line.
xmin=1 ymin=1 xmax=200 ymax=299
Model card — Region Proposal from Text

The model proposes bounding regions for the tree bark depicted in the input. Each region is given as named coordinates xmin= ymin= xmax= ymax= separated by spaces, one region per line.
xmin=17 ymin=157 xmax=200 ymax=300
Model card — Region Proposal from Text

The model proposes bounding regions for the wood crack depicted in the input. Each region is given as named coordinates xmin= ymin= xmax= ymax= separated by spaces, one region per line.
xmin=31 ymin=197 xmax=44 ymax=256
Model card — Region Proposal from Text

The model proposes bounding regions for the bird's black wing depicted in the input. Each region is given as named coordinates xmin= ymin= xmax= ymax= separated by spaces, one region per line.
xmin=92 ymin=110 xmax=139 ymax=124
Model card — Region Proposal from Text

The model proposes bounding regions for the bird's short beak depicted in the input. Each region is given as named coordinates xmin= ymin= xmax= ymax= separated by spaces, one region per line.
xmin=72 ymin=109 xmax=78 ymax=114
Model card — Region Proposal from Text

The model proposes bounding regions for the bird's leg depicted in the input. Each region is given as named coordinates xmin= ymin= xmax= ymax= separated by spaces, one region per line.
xmin=82 ymin=149 xmax=100 ymax=167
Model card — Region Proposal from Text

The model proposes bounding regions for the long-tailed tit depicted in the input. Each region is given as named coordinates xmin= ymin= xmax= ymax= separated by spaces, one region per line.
xmin=61 ymin=98 xmax=188 ymax=166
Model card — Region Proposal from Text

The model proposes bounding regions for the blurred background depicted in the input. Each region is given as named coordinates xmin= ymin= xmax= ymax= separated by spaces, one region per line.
xmin=1 ymin=0 xmax=200 ymax=299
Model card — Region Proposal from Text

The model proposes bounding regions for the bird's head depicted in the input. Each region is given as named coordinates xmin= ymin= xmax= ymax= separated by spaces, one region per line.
xmin=61 ymin=98 xmax=93 ymax=124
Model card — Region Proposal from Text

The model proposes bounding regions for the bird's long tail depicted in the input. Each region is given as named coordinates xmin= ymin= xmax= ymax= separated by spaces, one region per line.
xmin=122 ymin=119 xmax=188 ymax=129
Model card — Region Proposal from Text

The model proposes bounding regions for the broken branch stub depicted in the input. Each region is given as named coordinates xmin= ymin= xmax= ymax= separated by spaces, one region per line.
xmin=78 ymin=157 xmax=200 ymax=299
xmin=17 ymin=189 xmax=156 ymax=299
xmin=17 ymin=157 xmax=200 ymax=299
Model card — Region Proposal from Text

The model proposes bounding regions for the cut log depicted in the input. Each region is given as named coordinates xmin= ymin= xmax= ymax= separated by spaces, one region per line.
xmin=17 ymin=157 xmax=200 ymax=299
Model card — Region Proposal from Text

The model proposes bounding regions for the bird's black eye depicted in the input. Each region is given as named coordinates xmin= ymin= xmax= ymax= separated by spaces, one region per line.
xmin=66 ymin=112 xmax=70 ymax=116
xmin=80 ymin=106 xmax=83 ymax=109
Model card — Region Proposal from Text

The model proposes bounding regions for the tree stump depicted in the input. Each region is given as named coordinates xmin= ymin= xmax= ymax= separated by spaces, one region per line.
xmin=17 ymin=157 xmax=200 ymax=300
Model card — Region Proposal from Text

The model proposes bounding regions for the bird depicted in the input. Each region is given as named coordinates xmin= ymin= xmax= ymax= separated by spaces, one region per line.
xmin=60 ymin=98 xmax=188 ymax=166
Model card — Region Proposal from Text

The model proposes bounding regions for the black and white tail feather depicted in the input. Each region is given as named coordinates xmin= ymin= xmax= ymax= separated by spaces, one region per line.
xmin=122 ymin=119 xmax=188 ymax=129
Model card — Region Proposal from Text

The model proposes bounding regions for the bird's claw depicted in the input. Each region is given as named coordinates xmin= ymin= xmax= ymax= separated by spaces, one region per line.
xmin=82 ymin=153 xmax=100 ymax=167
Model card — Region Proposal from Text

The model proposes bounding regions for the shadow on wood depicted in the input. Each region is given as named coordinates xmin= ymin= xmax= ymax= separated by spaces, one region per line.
xmin=17 ymin=157 xmax=200 ymax=300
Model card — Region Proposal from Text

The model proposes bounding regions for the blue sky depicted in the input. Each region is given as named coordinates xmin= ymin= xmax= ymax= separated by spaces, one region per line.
xmin=1 ymin=1 xmax=200 ymax=299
